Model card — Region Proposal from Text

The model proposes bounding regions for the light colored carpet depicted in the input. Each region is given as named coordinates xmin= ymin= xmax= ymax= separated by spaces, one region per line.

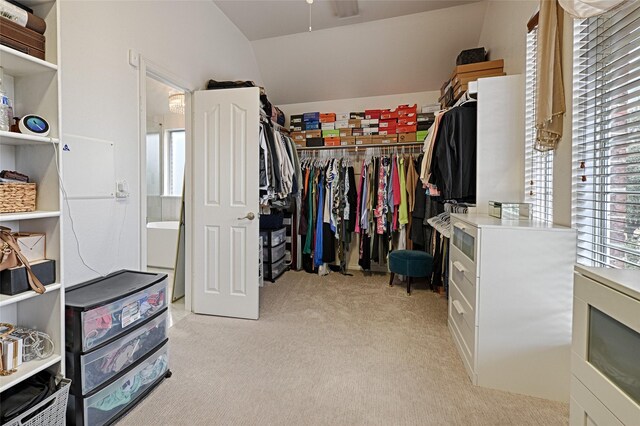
xmin=119 ymin=271 xmax=568 ymax=426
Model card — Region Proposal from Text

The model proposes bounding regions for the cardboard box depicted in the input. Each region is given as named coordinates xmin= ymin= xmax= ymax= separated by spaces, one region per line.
xmin=290 ymin=124 xmax=304 ymax=132
xmin=291 ymin=131 xmax=306 ymax=141
xmin=350 ymin=112 xmax=365 ymax=119
xmin=417 ymin=113 xmax=434 ymax=122
xmin=321 ymin=122 xmax=335 ymax=130
xmin=339 ymin=128 xmax=352 ymax=137
xmin=324 ymin=137 xmax=341 ymax=146
xmin=322 ymin=129 xmax=340 ymax=138
xmin=340 ymin=136 xmax=356 ymax=146
xmin=452 ymin=59 xmax=504 ymax=75
xmin=453 ymin=70 xmax=505 ymax=87
xmin=422 ymin=104 xmax=441 ymax=113
xmin=398 ymin=111 xmax=416 ymax=119
xmin=365 ymin=109 xmax=381 ymax=119
xmin=334 ymin=119 xmax=349 ymax=129
xmin=14 ymin=233 xmax=46 ymax=263
xmin=306 ymin=137 xmax=324 ymax=147
xmin=397 ymin=104 xmax=417 ymax=114
xmin=416 ymin=130 xmax=429 ymax=141
xmin=363 ymin=127 xmax=378 ymax=135
xmin=380 ymin=110 xmax=398 ymax=120
xmin=368 ymin=118 xmax=379 ymax=126
xmin=378 ymin=129 xmax=396 ymax=136
xmin=319 ymin=113 xmax=336 ymax=123
xmin=397 ymin=124 xmax=417 ymax=134
xmin=354 ymin=135 xmax=373 ymax=145
xmin=361 ymin=119 xmax=371 ymax=127
xmin=306 ymin=130 xmax=322 ymax=139
xmin=348 ymin=119 xmax=361 ymax=128
xmin=398 ymin=132 xmax=417 ymax=143
xmin=303 ymin=112 xmax=320 ymax=122
xmin=290 ymin=114 xmax=304 ymax=124
xmin=373 ymin=135 xmax=398 ymax=144
xmin=336 ymin=112 xmax=350 ymax=121
xmin=294 ymin=139 xmax=307 ymax=148
xmin=397 ymin=118 xmax=417 ymax=126
xmin=351 ymin=128 xmax=364 ymax=136
xmin=0 ymin=259 xmax=56 ymax=296
xmin=305 ymin=121 xmax=320 ymax=130
xmin=379 ymin=119 xmax=397 ymax=128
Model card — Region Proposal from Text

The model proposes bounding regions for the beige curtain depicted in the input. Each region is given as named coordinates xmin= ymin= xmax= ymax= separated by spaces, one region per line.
xmin=535 ymin=0 xmax=565 ymax=152
xmin=558 ymin=0 xmax=627 ymax=18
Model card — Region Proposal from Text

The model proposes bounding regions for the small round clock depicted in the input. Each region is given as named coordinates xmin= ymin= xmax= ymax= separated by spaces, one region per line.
xmin=18 ymin=115 xmax=50 ymax=137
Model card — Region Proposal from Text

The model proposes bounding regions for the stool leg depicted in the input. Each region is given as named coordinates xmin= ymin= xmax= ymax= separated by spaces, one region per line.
xmin=407 ymin=277 xmax=411 ymax=295
xmin=388 ymin=272 xmax=395 ymax=287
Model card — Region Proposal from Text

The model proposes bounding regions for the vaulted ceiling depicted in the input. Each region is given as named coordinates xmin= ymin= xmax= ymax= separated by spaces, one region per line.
xmin=214 ymin=1 xmax=489 ymax=105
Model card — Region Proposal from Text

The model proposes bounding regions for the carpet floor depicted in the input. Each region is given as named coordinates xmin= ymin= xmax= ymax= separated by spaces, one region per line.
xmin=119 ymin=271 xmax=568 ymax=425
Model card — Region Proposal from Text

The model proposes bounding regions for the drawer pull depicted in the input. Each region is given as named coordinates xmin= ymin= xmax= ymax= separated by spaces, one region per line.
xmin=453 ymin=261 xmax=466 ymax=273
xmin=453 ymin=223 xmax=467 ymax=232
xmin=453 ymin=300 xmax=465 ymax=315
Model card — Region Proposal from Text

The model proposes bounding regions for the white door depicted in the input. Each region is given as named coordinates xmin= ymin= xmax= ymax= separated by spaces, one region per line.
xmin=192 ymin=87 xmax=260 ymax=319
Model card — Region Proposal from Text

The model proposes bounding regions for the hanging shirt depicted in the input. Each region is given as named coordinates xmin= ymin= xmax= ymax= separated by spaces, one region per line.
xmin=391 ymin=156 xmax=401 ymax=231
xmin=314 ymin=174 xmax=325 ymax=267
xmin=399 ymin=156 xmax=409 ymax=226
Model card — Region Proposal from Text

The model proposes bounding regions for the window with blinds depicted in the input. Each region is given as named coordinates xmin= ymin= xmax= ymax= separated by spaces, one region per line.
xmin=573 ymin=3 xmax=640 ymax=269
xmin=524 ymin=23 xmax=554 ymax=223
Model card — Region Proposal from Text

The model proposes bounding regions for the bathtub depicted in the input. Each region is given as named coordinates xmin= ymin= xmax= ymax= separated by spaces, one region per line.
xmin=147 ymin=221 xmax=180 ymax=269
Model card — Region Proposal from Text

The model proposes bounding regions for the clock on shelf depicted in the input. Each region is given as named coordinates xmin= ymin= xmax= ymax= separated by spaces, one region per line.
xmin=18 ymin=115 xmax=50 ymax=137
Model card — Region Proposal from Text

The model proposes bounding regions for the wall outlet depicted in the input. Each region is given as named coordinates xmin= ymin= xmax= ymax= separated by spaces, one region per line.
xmin=116 ymin=180 xmax=130 ymax=199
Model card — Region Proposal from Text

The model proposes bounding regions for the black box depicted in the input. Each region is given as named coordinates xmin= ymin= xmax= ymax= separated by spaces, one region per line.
xmin=417 ymin=123 xmax=432 ymax=131
xmin=290 ymin=123 xmax=304 ymax=132
xmin=350 ymin=112 xmax=365 ymax=119
xmin=1 ymin=259 xmax=56 ymax=295
xmin=456 ymin=47 xmax=487 ymax=65
xmin=306 ymin=137 xmax=324 ymax=147
xmin=290 ymin=114 xmax=303 ymax=124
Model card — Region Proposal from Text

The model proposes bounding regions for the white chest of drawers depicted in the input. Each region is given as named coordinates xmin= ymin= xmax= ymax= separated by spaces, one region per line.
xmin=448 ymin=213 xmax=577 ymax=402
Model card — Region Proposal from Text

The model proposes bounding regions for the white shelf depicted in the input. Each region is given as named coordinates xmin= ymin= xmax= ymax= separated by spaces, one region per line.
xmin=0 ymin=210 xmax=61 ymax=222
xmin=0 ymin=283 xmax=62 ymax=307
xmin=0 ymin=45 xmax=57 ymax=77
xmin=0 ymin=354 xmax=62 ymax=393
xmin=0 ymin=131 xmax=59 ymax=146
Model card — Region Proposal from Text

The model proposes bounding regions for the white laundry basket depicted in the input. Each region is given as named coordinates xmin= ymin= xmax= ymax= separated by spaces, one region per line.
xmin=4 ymin=378 xmax=71 ymax=426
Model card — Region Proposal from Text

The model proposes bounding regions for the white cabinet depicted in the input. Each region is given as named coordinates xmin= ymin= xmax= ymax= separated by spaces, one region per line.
xmin=0 ymin=0 xmax=64 ymax=394
xmin=571 ymin=267 xmax=640 ymax=426
xmin=448 ymin=213 xmax=577 ymax=402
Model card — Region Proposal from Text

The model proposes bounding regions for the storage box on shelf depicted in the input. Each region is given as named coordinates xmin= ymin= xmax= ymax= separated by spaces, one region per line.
xmin=65 ymin=270 xmax=171 ymax=426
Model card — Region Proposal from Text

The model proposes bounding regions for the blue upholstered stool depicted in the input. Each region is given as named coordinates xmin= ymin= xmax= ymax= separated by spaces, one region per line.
xmin=388 ymin=250 xmax=434 ymax=295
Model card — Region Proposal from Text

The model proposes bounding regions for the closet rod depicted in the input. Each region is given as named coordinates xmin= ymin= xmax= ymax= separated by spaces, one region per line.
xmin=296 ymin=141 xmax=423 ymax=151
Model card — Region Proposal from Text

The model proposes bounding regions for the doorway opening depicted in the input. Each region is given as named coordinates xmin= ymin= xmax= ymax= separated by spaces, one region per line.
xmin=137 ymin=58 xmax=192 ymax=325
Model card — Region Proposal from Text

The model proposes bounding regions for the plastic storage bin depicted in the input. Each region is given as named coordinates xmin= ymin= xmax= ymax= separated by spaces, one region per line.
xmin=71 ymin=341 xmax=169 ymax=426
xmin=260 ymin=227 xmax=286 ymax=247
xmin=4 ymin=379 xmax=71 ymax=426
xmin=65 ymin=271 xmax=167 ymax=353
xmin=264 ymin=256 xmax=287 ymax=282
xmin=68 ymin=309 xmax=168 ymax=395
xmin=263 ymin=241 xmax=285 ymax=263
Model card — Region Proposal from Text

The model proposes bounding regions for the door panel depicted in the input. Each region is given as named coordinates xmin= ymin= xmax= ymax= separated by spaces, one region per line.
xmin=192 ymin=87 xmax=259 ymax=319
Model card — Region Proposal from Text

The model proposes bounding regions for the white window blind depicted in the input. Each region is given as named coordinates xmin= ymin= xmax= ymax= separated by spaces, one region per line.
xmin=524 ymin=25 xmax=554 ymax=223
xmin=164 ymin=130 xmax=186 ymax=197
xmin=573 ymin=3 xmax=640 ymax=269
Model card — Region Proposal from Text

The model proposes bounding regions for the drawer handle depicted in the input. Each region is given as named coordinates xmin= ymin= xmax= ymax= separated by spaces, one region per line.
xmin=453 ymin=261 xmax=466 ymax=273
xmin=452 ymin=300 xmax=465 ymax=315
xmin=453 ymin=223 xmax=467 ymax=232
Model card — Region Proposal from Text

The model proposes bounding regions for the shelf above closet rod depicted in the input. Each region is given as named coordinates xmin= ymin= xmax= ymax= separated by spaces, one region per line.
xmin=296 ymin=141 xmax=423 ymax=151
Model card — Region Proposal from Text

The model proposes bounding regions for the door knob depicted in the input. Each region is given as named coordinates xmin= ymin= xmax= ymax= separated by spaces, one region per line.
xmin=237 ymin=212 xmax=255 ymax=221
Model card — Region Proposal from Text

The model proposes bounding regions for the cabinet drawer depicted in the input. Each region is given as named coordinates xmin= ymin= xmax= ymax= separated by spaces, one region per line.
xmin=78 ymin=310 xmax=168 ymax=395
xmin=452 ymin=221 xmax=477 ymax=264
xmin=450 ymin=243 xmax=477 ymax=281
xmin=263 ymin=241 xmax=285 ymax=263
xmin=260 ymin=227 xmax=286 ymax=247
xmin=449 ymin=280 xmax=476 ymax=356
xmin=80 ymin=280 xmax=167 ymax=352
xmin=82 ymin=340 xmax=169 ymax=426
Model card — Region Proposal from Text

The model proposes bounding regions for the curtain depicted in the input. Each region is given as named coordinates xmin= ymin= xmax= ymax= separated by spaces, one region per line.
xmin=535 ymin=0 xmax=565 ymax=152
xmin=558 ymin=0 xmax=627 ymax=18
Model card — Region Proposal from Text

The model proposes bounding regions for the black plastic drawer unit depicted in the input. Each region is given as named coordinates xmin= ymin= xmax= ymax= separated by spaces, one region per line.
xmin=65 ymin=270 xmax=172 ymax=426
xmin=264 ymin=256 xmax=288 ymax=282
xmin=263 ymin=241 xmax=286 ymax=263
xmin=260 ymin=227 xmax=286 ymax=247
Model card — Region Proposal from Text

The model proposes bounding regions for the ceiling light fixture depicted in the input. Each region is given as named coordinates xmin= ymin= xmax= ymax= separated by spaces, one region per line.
xmin=307 ymin=0 xmax=313 ymax=32
xmin=168 ymin=93 xmax=185 ymax=115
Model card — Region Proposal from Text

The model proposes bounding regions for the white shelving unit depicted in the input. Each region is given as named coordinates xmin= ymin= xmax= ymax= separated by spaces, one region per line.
xmin=0 ymin=0 xmax=65 ymax=395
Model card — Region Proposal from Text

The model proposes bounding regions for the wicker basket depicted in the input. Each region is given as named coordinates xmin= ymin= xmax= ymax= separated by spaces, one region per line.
xmin=0 ymin=183 xmax=36 ymax=213
xmin=4 ymin=378 xmax=71 ymax=426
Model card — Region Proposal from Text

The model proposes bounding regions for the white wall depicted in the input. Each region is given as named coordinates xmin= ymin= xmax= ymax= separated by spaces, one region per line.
xmin=60 ymin=0 xmax=262 ymax=285
xmin=477 ymin=0 xmax=538 ymax=75
xmin=253 ymin=2 xmax=487 ymax=105
xmin=279 ymin=90 xmax=441 ymax=123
